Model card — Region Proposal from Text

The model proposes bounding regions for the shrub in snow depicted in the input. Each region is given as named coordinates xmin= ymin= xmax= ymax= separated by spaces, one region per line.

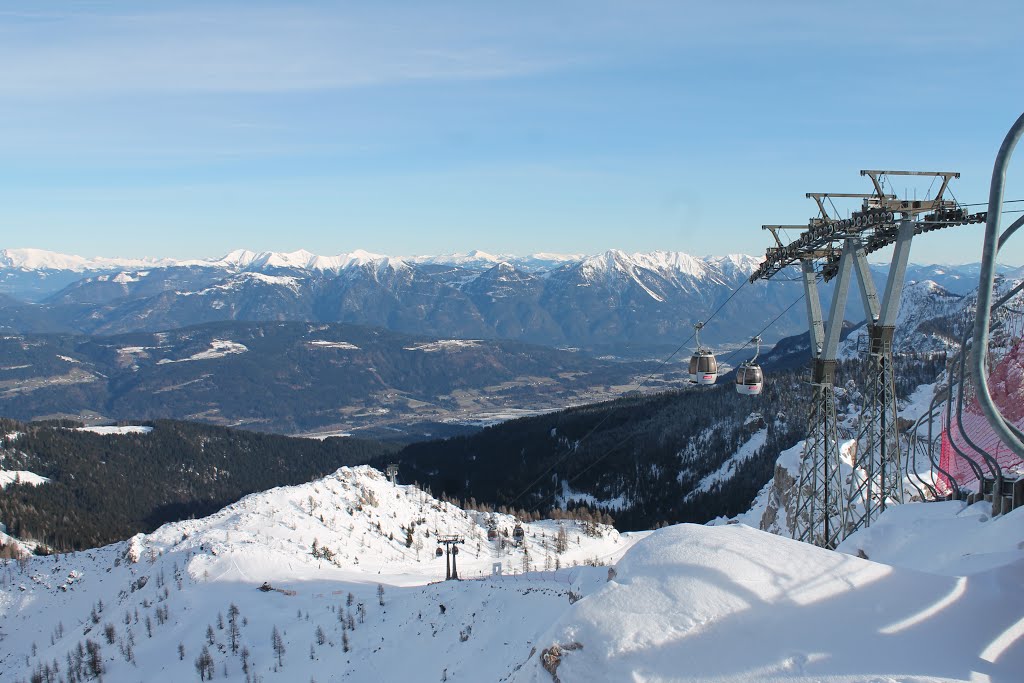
xmin=540 ymin=642 xmax=583 ymax=683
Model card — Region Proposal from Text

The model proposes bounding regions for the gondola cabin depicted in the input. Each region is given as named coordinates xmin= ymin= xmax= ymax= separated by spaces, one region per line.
xmin=512 ymin=523 xmax=525 ymax=545
xmin=688 ymin=321 xmax=718 ymax=385
xmin=435 ymin=546 xmax=444 ymax=558
xmin=689 ymin=350 xmax=718 ymax=385
xmin=734 ymin=336 xmax=763 ymax=396
xmin=735 ymin=362 xmax=763 ymax=395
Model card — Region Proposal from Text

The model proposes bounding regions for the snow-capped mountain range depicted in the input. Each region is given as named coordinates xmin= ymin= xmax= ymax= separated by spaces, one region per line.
xmin=4 ymin=246 xmax=1017 ymax=356
xmin=0 ymin=247 xmax=725 ymax=275
xmin=0 ymin=247 xmax=791 ymax=353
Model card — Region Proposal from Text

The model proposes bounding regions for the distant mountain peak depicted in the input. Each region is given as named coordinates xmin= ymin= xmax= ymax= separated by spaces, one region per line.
xmin=211 ymin=248 xmax=407 ymax=273
xmin=0 ymin=247 xmax=177 ymax=272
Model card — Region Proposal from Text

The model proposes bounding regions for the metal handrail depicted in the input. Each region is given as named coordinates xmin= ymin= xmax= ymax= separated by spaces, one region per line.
xmin=925 ymin=388 xmax=961 ymax=497
xmin=971 ymin=111 xmax=1024 ymax=459
xmin=954 ymin=334 xmax=1001 ymax=478
xmin=956 ymin=280 xmax=1024 ymax=450
xmin=944 ymin=365 xmax=987 ymax=482
xmin=906 ymin=399 xmax=943 ymax=500
xmin=936 ymin=246 xmax=1024 ymax=490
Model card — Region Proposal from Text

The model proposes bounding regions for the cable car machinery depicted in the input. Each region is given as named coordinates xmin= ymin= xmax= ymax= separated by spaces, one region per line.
xmin=750 ymin=170 xmax=985 ymax=548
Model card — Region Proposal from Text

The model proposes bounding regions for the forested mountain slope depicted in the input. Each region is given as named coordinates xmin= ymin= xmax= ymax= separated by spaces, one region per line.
xmin=0 ymin=329 xmax=949 ymax=552
xmin=392 ymin=345 xmax=949 ymax=531
xmin=394 ymin=372 xmax=808 ymax=530
xmin=0 ymin=419 xmax=394 ymax=552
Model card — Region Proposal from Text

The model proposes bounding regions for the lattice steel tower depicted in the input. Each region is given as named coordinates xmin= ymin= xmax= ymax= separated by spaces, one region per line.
xmin=751 ymin=171 xmax=983 ymax=547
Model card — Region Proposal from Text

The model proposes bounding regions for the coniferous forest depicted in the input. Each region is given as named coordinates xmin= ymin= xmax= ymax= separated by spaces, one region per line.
xmin=0 ymin=419 xmax=395 ymax=552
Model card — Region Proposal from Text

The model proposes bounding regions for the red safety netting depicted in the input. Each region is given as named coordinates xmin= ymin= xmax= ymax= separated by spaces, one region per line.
xmin=938 ymin=338 xmax=1024 ymax=494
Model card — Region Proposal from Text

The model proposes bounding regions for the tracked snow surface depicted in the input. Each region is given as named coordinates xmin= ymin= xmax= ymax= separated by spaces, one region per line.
xmin=1 ymin=466 xmax=1021 ymax=682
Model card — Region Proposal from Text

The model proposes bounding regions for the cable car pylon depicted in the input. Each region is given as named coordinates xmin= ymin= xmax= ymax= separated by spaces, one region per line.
xmin=793 ymin=255 xmax=845 ymax=549
xmin=436 ymin=534 xmax=464 ymax=580
xmin=750 ymin=171 xmax=983 ymax=548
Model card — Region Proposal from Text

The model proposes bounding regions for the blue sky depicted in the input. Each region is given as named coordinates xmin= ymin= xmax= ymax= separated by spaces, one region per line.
xmin=2 ymin=1 xmax=1023 ymax=264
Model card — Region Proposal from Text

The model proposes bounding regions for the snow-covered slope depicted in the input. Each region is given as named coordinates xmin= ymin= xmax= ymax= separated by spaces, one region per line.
xmin=516 ymin=515 xmax=1023 ymax=682
xmin=0 ymin=469 xmax=50 ymax=488
xmin=838 ymin=278 xmax=966 ymax=357
xmin=2 ymin=465 xmax=1020 ymax=682
xmin=0 ymin=466 xmax=639 ymax=682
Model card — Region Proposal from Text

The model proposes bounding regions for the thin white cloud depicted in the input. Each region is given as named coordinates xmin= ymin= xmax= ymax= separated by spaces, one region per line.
xmin=0 ymin=5 xmax=568 ymax=96
xmin=1 ymin=2 xmax=1013 ymax=97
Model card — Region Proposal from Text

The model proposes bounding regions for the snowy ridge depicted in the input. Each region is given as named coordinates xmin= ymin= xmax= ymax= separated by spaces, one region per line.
xmin=1 ymin=464 xmax=1021 ymax=682
xmin=0 ymin=465 xmax=640 ymax=682
xmin=0 ymin=246 xmax=760 ymax=279
xmin=213 ymin=248 xmax=409 ymax=273
xmin=404 ymin=250 xmax=585 ymax=272
xmin=0 ymin=247 xmax=411 ymax=274
xmin=132 ymin=466 xmax=632 ymax=582
xmin=234 ymin=272 xmax=303 ymax=290
xmin=562 ymin=248 xmax=760 ymax=302
xmin=839 ymin=278 xmax=967 ymax=358
xmin=0 ymin=246 xmax=791 ymax=350
xmin=0 ymin=248 xmax=179 ymax=272
xmin=403 ymin=249 xmax=506 ymax=268
xmin=576 ymin=249 xmax=709 ymax=281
